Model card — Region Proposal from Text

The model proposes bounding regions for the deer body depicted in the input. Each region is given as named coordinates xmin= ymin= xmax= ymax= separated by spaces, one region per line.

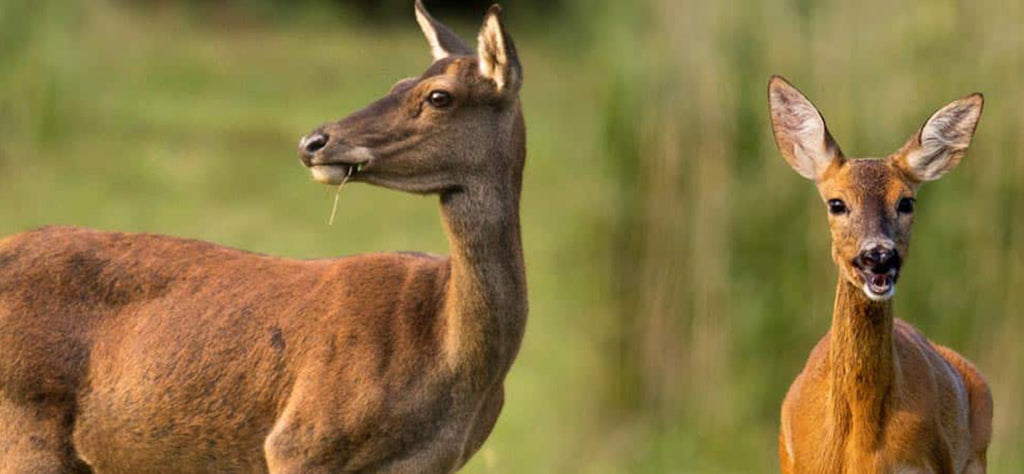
xmin=0 ymin=2 xmax=525 ymax=473
xmin=780 ymin=278 xmax=988 ymax=473
xmin=769 ymin=77 xmax=992 ymax=474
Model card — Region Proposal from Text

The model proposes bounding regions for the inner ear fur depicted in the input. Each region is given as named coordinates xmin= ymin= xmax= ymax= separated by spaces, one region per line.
xmin=415 ymin=0 xmax=473 ymax=61
xmin=476 ymin=5 xmax=522 ymax=95
xmin=767 ymin=76 xmax=843 ymax=181
xmin=894 ymin=93 xmax=984 ymax=182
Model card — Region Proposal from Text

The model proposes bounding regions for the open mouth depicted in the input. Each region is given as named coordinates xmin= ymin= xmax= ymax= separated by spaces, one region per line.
xmin=859 ymin=269 xmax=898 ymax=300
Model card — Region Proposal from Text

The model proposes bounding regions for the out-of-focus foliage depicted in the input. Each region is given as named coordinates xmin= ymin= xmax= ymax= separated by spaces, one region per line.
xmin=0 ymin=0 xmax=1020 ymax=472
xmin=341 ymin=0 xmax=564 ymax=21
xmin=124 ymin=0 xmax=565 ymax=22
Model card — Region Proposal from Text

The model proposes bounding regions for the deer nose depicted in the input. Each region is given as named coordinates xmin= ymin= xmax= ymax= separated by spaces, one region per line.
xmin=298 ymin=133 xmax=329 ymax=165
xmin=855 ymin=244 xmax=898 ymax=273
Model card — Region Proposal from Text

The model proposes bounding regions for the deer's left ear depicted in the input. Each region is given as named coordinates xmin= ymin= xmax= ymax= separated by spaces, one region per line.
xmin=895 ymin=93 xmax=984 ymax=182
xmin=477 ymin=5 xmax=521 ymax=95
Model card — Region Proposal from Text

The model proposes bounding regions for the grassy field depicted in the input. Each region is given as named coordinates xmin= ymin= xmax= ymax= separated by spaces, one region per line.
xmin=0 ymin=0 xmax=1021 ymax=472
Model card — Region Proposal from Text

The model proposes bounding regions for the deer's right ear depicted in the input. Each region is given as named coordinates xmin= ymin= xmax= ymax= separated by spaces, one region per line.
xmin=476 ymin=5 xmax=522 ymax=95
xmin=768 ymin=76 xmax=843 ymax=181
xmin=415 ymin=0 xmax=473 ymax=61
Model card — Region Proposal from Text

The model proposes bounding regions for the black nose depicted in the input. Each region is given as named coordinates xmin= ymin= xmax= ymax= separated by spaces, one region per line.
xmin=298 ymin=133 xmax=329 ymax=166
xmin=856 ymin=245 xmax=899 ymax=272
xmin=303 ymin=133 xmax=328 ymax=154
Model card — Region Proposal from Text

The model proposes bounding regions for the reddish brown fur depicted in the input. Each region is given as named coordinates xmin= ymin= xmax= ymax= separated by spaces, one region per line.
xmin=0 ymin=3 xmax=525 ymax=473
xmin=770 ymin=76 xmax=992 ymax=474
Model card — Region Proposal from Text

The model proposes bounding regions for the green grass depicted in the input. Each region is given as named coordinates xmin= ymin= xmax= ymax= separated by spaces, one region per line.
xmin=1 ymin=0 xmax=1021 ymax=472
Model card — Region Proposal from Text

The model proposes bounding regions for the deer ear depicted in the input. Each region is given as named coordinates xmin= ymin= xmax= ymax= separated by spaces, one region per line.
xmin=768 ymin=76 xmax=843 ymax=181
xmin=477 ymin=5 xmax=522 ymax=95
xmin=895 ymin=93 xmax=983 ymax=182
xmin=415 ymin=0 xmax=473 ymax=61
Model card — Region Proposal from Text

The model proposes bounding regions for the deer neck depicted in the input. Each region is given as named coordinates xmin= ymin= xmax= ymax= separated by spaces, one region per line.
xmin=437 ymin=146 xmax=526 ymax=380
xmin=826 ymin=276 xmax=898 ymax=448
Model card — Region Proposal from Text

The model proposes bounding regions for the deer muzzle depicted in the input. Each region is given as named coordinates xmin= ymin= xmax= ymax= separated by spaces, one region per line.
xmin=298 ymin=132 xmax=374 ymax=185
xmin=852 ymin=243 xmax=902 ymax=300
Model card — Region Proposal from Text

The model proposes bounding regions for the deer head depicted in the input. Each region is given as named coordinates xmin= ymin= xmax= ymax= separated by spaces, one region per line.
xmin=297 ymin=0 xmax=523 ymax=196
xmin=768 ymin=76 xmax=983 ymax=301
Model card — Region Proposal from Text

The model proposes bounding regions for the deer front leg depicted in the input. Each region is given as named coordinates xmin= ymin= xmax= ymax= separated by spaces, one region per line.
xmin=264 ymin=416 xmax=462 ymax=474
xmin=263 ymin=400 xmax=339 ymax=474
xmin=0 ymin=396 xmax=91 ymax=474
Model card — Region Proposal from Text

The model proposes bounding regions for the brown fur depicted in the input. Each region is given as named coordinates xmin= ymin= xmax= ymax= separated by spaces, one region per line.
xmin=0 ymin=3 xmax=525 ymax=473
xmin=769 ymin=76 xmax=992 ymax=474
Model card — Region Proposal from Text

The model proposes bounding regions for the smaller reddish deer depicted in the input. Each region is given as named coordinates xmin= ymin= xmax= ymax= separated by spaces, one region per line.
xmin=769 ymin=76 xmax=992 ymax=474
xmin=0 ymin=2 xmax=524 ymax=473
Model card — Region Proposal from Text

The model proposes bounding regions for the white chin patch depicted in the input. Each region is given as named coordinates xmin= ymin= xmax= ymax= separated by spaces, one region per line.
xmin=862 ymin=284 xmax=896 ymax=302
xmin=309 ymin=147 xmax=373 ymax=185
xmin=311 ymin=166 xmax=349 ymax=185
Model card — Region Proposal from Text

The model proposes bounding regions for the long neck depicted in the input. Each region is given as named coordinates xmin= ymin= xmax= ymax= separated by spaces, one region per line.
xmin=438 ymin=153 xmax=526 ymax=380
xmin=827 ymin=276 xmax=897 ymax=448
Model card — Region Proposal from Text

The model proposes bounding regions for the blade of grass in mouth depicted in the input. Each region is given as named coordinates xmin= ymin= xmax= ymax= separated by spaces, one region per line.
xmin=328 ymin=166 xmax=355 ymax=226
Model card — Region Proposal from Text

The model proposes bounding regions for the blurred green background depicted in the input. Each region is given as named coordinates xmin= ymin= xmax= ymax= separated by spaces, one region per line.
xmin=1 ymin=0 xmax=1021 ymax=472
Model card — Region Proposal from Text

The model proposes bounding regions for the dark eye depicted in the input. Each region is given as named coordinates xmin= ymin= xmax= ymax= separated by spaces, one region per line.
xmin=897 ymin=197 xmax=915 ymax=214
xmin=427 ymin=90 xmax=453 ymax=108
xmin=827 ymin=199 xmax=847 ymax=215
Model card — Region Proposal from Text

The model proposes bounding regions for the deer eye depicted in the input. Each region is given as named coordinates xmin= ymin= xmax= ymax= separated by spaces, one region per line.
xmin=897 ymin=197 xmax=915 ymax=214
xmin=426 ymin=90 xmax=453 ymax=108
xmin=827 ymin=199 xmax=847 ymax=215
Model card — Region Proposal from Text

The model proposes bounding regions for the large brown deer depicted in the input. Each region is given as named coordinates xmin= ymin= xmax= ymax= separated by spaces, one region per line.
xmin=769 ymin=76 xmax=992 ymax=474
xmin=0 ymin=2 xmax=524 ymax=472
